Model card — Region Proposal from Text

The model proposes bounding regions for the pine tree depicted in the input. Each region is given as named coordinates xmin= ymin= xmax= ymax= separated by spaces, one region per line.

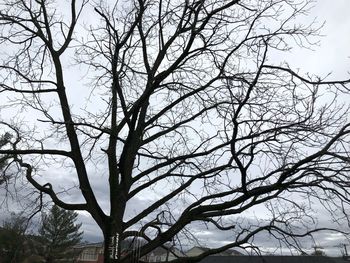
xmin=39 ymin=205 xmax=83 ymax=263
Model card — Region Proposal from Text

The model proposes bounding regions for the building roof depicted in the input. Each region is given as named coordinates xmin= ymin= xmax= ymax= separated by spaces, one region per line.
xmin=185 ymin=246 xmax=210 ymax=254
xmin=219 ymin=248 xmax=243 ymax=256
xmin=199 ymin=256 xmax=350 ymax=263
xmin=74 ymin=242 xmax=104 ymax=249
xmin=186 ymin=246 xmax=243 ymax=256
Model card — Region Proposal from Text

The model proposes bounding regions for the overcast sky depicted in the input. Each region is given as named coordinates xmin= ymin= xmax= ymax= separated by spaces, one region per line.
xmin=1 ymin=0 xmax=350 ymax=257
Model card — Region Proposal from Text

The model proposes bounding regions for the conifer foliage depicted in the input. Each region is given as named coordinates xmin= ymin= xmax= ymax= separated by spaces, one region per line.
xmin=39 ymin=205 xmax=83 ymax=263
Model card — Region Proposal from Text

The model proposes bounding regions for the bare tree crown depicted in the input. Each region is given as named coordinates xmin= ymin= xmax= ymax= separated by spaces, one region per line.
xmin=0 ymin=0 xmax=350 ymax=262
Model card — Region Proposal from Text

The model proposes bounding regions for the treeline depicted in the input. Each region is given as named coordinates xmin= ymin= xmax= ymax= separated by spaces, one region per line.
xmin=0 ymin=205 xmax=83 ymax=263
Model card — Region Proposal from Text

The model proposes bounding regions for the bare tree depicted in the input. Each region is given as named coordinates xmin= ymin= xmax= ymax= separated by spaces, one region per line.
xmin=0 ymin=0 xmax=350 ymax=262
xmin=0 ymin=132 xmax=12 ymax=184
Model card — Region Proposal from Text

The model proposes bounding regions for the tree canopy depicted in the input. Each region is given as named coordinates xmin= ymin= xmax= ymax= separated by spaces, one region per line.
xmin=0 ymin=213 xmax=28 ymax=262
xmin=0 ymin=0 xmax=350 ymax=262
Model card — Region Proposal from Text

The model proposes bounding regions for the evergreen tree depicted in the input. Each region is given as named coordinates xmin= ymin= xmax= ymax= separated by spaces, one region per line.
xmin=39 ymin=205 xmax=83 ymax=263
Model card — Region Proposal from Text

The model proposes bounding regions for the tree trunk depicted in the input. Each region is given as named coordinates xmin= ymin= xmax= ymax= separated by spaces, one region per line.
xmin=103 ymin=229 xmax=118 ymax=263
xmin=103 ymin=232 xmax=144 ymax=263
